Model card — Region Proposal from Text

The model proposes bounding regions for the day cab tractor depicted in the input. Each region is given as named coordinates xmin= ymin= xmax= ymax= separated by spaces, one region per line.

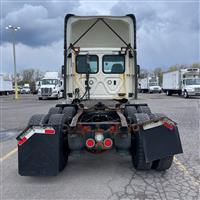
xmin=17 ymin=14 xmax=183 ymax=176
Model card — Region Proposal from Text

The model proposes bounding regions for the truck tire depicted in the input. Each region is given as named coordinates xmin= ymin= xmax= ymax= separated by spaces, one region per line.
xmin=184 ymin=91 xmax=188 ymax=98
xmin=166 ymin=90 xmax=171 ymax=96
xmin=48 ymin=107 xmax=62 ymax=115
xmin=124 ymin=106 xmax=137 ymax=123
xmin=62 ymin=107 xmax=76 ymax=123
xmin=48 ymin=114 xmax=70 ymax=169
xmin=131 ymin=113 xmax=152 ymax=170
xmin=131 ymin=132 xmax=152 ymax=170
xmin=150 ymin=113 xmax=166 ymax=120
xmin=152 ymin=156 xmax=174 ymax=171
xmin=137 ymin=105 xmax=151 ymax=115
xmin=28 ymin=114 xmax=48 ymax=126
xmin=38 ymin=97 xmax=42 ymax=100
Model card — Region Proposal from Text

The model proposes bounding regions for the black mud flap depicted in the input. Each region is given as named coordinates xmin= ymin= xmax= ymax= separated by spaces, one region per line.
xmin=18 ymin=125 xmax=67 ymax=176
xmin=141 ymin=125 xmax=183 ymax=163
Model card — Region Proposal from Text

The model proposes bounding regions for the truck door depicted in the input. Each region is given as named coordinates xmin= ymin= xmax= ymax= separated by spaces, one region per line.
xmin=74 ymin=51 xmax=127 ymax=99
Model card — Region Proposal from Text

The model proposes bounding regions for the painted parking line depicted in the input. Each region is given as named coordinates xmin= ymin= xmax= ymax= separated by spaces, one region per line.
xmin=174 ymin=156 xmax=200 ymax=187
xmin=0 ymin=148 xmax=199 ymax=188
xmin=0 ymin=147 xmax=18 ymax=162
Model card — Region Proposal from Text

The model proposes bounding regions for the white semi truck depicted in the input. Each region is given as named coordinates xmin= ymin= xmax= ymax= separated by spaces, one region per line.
xmin=38 ymin=72 xmax=64 ymax=100
xmin=0 ymin=73 xmax=13 ymax=95
xmin=17 ymin=14 xmax=182 ymax=176
xmin=139 ymin=76 xmax=161 ymax=93
xmin=163 ymin=68 xmax=200 ymax=98
xmin=21 ymin=83 xmax=31 ymax=94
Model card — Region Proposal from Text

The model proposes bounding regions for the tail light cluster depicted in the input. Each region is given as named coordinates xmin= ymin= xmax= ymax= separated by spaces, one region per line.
xmin=85 ymin=137 xmax=113 ymax=149
xmin=86 ymin=138 xmax=95 ymax=148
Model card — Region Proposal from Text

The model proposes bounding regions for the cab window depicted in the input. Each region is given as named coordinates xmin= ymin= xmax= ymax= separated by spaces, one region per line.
xmin=103 ymin=55 xmax=125 ymax=74
xmin=76 ymin=55 xmax=98 ymax=74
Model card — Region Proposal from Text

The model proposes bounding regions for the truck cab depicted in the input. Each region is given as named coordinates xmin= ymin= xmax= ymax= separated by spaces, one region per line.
xmin=139 ymin=76 xmax=161 ymax=93
xmin=181 ymin=68 xmax=200 ymax=98
xmin=21 ymin=83 xmax=31 ymax=94
xmin=38 ymin=72 xmax=63 ymax=100
xmin=65 ymin=15 xmax=137 ymax=100
xmin=148 ymin=76 xmax=161 ymax=93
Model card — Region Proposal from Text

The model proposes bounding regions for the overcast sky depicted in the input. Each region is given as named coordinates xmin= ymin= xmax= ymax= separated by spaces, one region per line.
xmin=1 ymin=0 xmax=199 ymax=74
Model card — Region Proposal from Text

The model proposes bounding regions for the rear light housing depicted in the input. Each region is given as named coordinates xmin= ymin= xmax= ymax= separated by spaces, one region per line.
xmin=86 ymin=138 xmax=95 ymax=148
xmin=104 ymin=138 xmax=113 ymax=148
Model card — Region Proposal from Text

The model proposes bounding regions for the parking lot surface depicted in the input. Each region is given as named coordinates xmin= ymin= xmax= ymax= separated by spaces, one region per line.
xmin=0 ymin=94 xmax=200 ymax=200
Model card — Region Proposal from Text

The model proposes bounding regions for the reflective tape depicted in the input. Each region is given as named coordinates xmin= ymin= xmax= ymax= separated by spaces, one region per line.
xmin=143 ymin=121 xmax=162 ymax=130
xmin=18 ymin=127 xmax=55 ymax=146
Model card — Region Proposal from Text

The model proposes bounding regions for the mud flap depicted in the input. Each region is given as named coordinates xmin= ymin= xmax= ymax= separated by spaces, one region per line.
xmin=18 ymin=124 xmax=67 ymax=176
xmin=141 ymin=125 xmax=183 ymax=163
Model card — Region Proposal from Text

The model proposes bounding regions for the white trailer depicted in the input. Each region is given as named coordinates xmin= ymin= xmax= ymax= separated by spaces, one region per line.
xmin=38 ymin=71 xmax=64 ymax=100
xmin=0 ymin=73 xmax=13 ymax=95
xmin=139 ymin=76 xmax=161 ymax=93
xmin=163 ymin=68 xmax=200 ymax=98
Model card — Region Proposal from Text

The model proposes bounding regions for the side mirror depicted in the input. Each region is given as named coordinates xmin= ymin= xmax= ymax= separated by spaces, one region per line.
xmin=137 ymin=65 xmax=140 ymax=75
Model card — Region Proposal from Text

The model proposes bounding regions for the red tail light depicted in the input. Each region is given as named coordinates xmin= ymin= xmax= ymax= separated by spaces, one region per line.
xmin=18 ymin=137 xmax=27 ymax=146
xmin=163 ymin=121 xmax=174 ymax=130
xmin=45 ymin=129 xmax=56 ymax=134
xmin=86 ymin=138 xmax=95 ymax=148
xmin=104 ymin=138 xmax=113 ymax=148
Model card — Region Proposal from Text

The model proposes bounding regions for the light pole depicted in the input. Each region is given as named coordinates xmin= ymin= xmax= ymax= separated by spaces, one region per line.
xmin=5 ymin=25 xmax=21 ymax=100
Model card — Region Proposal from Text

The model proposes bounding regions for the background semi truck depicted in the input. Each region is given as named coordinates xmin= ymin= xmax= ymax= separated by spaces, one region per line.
xmin=163 ymin=68 xmax=200 ymax=98
xmin=38 ymin=71 xmax=64 ymax=100
xmin=17 ymin=14 xmax=182 ymax=176
xmin=21 ymin=83 xmax=31 ymax=94
xmin=0 ymin=73 xmax=13 ymax=95
xmin=139 ymin=76 xmax=161 ymax=93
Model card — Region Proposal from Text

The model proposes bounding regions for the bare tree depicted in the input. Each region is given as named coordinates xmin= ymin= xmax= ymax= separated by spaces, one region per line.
xmin=21 ymin=69 xmax=35 ymax=83
xmin=34 ymin=69 xmax=43 ymax=81
xmin=191 ymin=63 xmax=200 ymax=68
xmin=154 ymin=67 xmax=163 ymax=85
xmin=139 ymin=68 xmax=148 ymax=79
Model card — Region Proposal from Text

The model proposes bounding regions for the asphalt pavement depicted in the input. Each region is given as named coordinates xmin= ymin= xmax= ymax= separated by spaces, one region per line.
xmin=0 ymin=94 xmax=200 ymax=200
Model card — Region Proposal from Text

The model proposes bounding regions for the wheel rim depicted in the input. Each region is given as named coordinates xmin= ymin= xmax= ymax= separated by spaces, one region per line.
xmin=184 ymin=92 xmax=187 ymax=98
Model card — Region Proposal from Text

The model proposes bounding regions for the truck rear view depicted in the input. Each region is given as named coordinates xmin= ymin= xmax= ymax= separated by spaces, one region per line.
xmin=17 ymin=14 xmax=183 ymax=176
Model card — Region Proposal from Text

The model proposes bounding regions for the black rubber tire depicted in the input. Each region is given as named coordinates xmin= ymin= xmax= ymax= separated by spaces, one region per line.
xmin=48 ymin=107 xmax=62 ymax=115
xmin=131 ymin=132 xmax=152 ymax=170
xmin=152 ymin=156 xmax=174 ymax=171
xmin=137 ymin=105 xmax=151 ymax=115
xmin=131 ymin=113 xmax=152 ymax=170
xmin=150 ymin=113 xmax=166 ymax=120
xmin=166 ymin=90 xmax=171 ymax=96
xmin=38 ymin=97 xmax=42 ymax=100
xmin=124 ymin=106 xmax=137 ymax=123
xmin=184 ymin=91 xmax=188 ymax=98
xmin=28 ymin=114 xmax=47 ymax=126
xmin=62 ymin=107 xmax=76 ymax=122
xmin=48 ymin=114 xmax=70 ymax=170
